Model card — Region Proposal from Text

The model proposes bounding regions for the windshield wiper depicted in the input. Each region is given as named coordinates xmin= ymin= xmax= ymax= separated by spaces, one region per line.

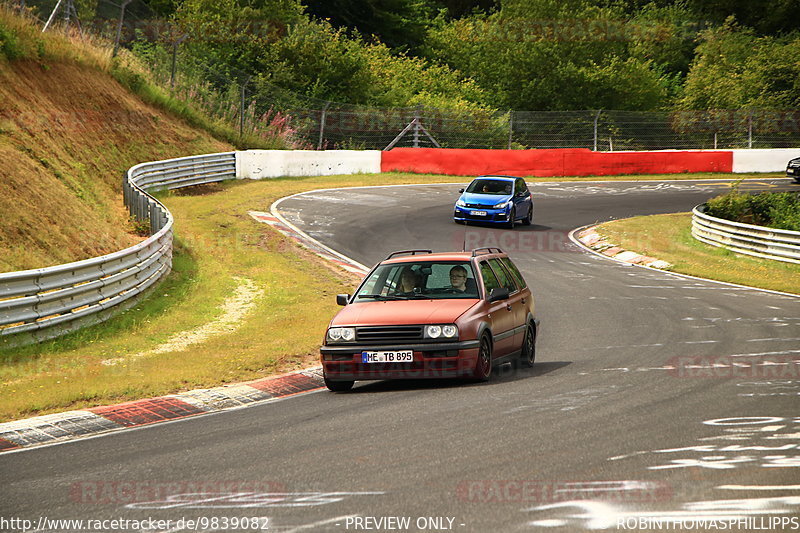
xmin=357 ymin=294 xmax=402 ymax=300
xmin=357 ymin=294 xmax=431 ymax=301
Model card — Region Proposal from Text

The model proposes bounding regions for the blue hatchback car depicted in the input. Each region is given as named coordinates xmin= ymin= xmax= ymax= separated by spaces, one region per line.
xmin=453 ymin=175 xmax=534 ymax=229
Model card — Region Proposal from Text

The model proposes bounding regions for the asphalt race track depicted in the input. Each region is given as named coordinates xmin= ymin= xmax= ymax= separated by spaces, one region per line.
xmin=2 ymin=178 xmax=800 ymax=533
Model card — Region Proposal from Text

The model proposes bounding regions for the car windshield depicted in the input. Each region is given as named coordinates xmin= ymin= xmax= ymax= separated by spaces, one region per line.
xmin=466 ymin=179 xmax=513 ymax=195
xmin=354 ymin=261 xmax=480 ymax=301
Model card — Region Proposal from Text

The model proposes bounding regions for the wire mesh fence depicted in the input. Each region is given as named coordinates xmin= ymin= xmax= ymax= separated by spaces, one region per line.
xmin=18 ymin=0 xmax=800 ymax=151
xmin=285 ymin=107 xmax=800 ymax=151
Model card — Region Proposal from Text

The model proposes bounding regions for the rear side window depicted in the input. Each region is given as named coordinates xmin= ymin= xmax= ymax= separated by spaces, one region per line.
xmin=488 ymin=258 xmax=516 ymax=292
xmin=479 ymin=262 xmax=500 ymax=294
xmin=500 ymin=258 xmax=527 ymax=289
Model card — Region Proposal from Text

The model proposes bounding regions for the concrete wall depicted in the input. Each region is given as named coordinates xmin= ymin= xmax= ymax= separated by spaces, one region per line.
xmin=236 ymin=150 xmax=381 ymax=179
xmin=235 ymin=148 xmax=799 ymax=178
xmin=732 ymin=149 xmax=800 ymax=173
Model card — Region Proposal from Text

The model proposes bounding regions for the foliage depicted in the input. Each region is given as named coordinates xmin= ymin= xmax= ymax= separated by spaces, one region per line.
xmin=423 ymin=0 xmax=672 ymax=110
xmin=168 ymin=4 xmax=488 ymax=111
xmin=706 ymin=186 xmax=800 ymax=231
xmin=680 ymin=20 xmax=800 ymax=110
xmin=0 ymin=20 xmax=21 ymax=59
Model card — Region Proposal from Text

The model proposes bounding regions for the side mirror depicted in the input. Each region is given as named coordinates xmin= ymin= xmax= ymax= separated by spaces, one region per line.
xmin=459 ymin=188 xmax=464 ymax=193
xmin=488 ymin=287 xmax=510 ymax=303
xmin=336 ymin=294 xmax=350 ymax=306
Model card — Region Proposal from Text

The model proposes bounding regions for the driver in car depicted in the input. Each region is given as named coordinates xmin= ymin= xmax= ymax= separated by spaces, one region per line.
xmin=449 ymin=266 xmax=469 ymax=292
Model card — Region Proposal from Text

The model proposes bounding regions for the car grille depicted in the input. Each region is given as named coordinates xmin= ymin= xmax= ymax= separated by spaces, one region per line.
xmin=464 ymin=203 xmax=493 ymax=209
xmin=356 ymin=325 xmax=423 ymax=342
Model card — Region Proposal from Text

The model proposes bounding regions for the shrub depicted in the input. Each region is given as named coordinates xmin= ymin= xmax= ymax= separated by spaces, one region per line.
xmin=0 ymin=23 xmax=22 ymax=60
xmin=706 ymin=188 xmax=800 ymax=231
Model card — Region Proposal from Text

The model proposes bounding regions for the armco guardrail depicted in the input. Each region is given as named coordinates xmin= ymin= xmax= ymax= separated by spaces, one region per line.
xmin=692 ymin=204 xmax=800 ymax=264
xmin=0 ymin=152 xmax=236 ymax=347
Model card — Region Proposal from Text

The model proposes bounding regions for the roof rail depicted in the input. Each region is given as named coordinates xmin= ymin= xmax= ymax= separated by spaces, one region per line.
xmin=471 ymin=247 xmax=504 ymax=257
xmin=384 ymin=249 xmax=433 ymax=260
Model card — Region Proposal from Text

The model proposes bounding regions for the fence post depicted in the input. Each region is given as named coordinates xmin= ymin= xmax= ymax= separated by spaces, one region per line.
xmin=239 ymin=83 xmax=246 ymax=138
xmin=318 ymin=101 xmax=330 ymax=150
xmin=170 ymin=41 xmax=178 ymax=90
xmin=42 ymin=0 xmax=63 ymax=32
xmin=412 ymin=105 xmax=422 ymax=148
xmin=112 ymin=0 xmax=132 ymax=58
xmin=239 ymin=76 xmax=253 ymax=139
xmin=63 ymin=0 xmax=71 ymax=29
xmin=508 ymin=110 xmax=513 ymax=150
xmin=593 ymin=109 xmax=601 ymax=151
xmin=748 ymin=112 xmax=753 ymax=148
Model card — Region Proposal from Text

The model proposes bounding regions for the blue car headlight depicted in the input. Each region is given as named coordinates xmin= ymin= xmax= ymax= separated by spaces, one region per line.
xmin=456 ymin=200 xmax=467 ymax=207
xmin=492 ymin=201 xmax=510 ymax=209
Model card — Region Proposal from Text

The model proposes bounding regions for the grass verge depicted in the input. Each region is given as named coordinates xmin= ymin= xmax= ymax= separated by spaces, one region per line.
xmin=0 ymin=172 xmax=790 ymax=422
xmin=595 ymin=213 xmax=800 ymax=295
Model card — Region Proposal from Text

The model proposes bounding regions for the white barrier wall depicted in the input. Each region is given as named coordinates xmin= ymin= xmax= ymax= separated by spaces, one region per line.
xmin=236 ymin=150 xmax=382 ymax=179
xmin=732 ymin=148 xmax=800 ymax=173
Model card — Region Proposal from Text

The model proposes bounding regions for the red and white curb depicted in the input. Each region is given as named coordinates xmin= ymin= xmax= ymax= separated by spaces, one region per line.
xmin=0 ymin=367 xmax=325 ymax=453
xmin=573 ymin=227 xmax=673 ymax=270
xmin=249 ymin=210 xmax=369 ymax=276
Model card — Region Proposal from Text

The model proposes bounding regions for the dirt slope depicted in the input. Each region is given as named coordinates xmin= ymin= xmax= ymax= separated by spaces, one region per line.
xmin=0 ymin=57 xmax=233 ymax=272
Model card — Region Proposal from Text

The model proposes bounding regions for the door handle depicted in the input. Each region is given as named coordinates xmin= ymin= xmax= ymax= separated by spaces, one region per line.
xmin=506 ymin=304 xmax=512 ymax=311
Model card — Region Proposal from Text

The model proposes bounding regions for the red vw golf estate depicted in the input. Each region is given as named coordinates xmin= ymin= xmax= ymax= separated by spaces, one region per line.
xmin=321 ymin=248 xmax=538 ymax=391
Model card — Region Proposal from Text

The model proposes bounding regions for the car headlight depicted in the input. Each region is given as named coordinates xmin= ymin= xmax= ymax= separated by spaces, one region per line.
xmin=327 ymin=327 xmax=355 ymax=342
xmin=456 ymin=200 xmax=467 ymax=207
xmin=492 ymin=201 xmax=509 ymax=209
xmin=425 ymin=324 xmax=458 ymax=339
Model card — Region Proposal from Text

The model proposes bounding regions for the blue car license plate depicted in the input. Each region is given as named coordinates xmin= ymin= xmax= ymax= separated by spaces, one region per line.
xmin=469 ymin=210 xmax=487 ymax=216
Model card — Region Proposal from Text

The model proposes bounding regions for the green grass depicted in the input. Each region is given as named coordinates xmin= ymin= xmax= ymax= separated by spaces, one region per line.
xmin=0 ymin=172 xmax=793 ymax=421
xmin=596 ymin=212 xmax=800 ymax=294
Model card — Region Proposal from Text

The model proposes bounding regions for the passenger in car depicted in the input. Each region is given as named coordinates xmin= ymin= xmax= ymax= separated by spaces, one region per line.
xmin=396 ymin=267 xmax=421 ymax=294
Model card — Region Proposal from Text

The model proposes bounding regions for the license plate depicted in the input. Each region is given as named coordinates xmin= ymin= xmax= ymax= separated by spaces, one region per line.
xmin=361 ymin=350 xmax=414 ymax=363
xmin=470 ymin=210 xmax=487 ymax=216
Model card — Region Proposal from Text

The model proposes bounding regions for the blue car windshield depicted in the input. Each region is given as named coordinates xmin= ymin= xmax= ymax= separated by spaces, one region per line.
xmin=466 ymin=179 xmax=513 ymax=195
xmin=355 ymin=262 xmax=480 ymax=301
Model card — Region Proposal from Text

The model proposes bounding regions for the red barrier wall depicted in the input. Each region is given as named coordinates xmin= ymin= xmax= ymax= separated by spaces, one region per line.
xmin=381 ymin=148 xmax=734 ymax=177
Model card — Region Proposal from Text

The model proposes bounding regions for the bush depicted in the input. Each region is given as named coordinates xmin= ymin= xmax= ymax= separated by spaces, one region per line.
xmin=706 ymin=188 xmax=800 ymax=231
xmin=0 ymin=23 xmax=22 ymax=60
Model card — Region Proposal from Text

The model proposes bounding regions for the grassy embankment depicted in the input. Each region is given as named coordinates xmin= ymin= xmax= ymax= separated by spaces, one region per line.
xmin=594 ymin=213 xmax=800 ymax=294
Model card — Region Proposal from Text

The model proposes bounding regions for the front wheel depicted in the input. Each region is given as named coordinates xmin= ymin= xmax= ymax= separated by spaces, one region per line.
xmin=519 ymin=323 xmax=536 ymax=367
xmin=474 ymin=335 xmax=493 ymax=381
xmin=521 ymin=205 xmax=532 ymax=226
xmin=324 ymin=378 xmax=354 ymax=392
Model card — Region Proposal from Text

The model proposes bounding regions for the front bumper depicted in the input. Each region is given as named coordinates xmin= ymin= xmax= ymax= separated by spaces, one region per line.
xmin=453 ymin=205 xmax=511 ymax=224
xmin=321 ymin=340 xmax=480 ymax=380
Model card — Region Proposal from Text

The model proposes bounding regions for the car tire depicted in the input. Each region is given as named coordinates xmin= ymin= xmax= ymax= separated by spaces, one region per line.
xmin=522 ymin=206 xmax=532 ymax=226
xmin=474 ymin=334 xmax=493 ymax=381
xmin=519 ymin=322 xmax=536 ymax=367
xmin=507 ymin=208 xmax=516 ymax=230
xmin=324 ymin=378 xmax=354 ymax=392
